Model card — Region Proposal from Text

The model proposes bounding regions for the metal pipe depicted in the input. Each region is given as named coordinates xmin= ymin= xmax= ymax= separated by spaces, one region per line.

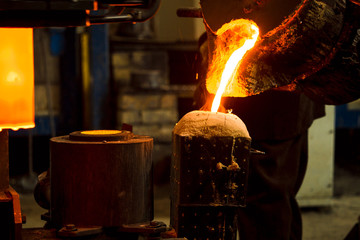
xmin=89 ymin=0 xmax=160 ymax=25
xmin=80 ymin=28 xmax=92 ymax=129
xmin=127 ymin=0 xmax=161 ymax=22
xmin=89 ymin=14 xmax=133 ymax=24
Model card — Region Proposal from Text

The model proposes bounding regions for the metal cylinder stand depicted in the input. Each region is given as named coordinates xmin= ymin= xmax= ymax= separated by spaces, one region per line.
xmin=50 ymin=130 xmax=154 ymax=229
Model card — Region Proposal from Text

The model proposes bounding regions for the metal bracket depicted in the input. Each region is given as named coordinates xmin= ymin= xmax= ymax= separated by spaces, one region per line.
xmin=57 ymin=225 xmax=103 ymax=238
xmin=119 ymin=221 xmax=167 ymax=234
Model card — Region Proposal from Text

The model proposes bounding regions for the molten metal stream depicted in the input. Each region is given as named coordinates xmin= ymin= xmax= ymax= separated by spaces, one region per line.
xmin=211 ymin=24 xmax=259 ymax=112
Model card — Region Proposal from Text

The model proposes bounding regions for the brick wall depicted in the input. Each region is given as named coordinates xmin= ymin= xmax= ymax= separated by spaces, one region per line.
xmin=112 ymin=50 xmax=178 ymax=164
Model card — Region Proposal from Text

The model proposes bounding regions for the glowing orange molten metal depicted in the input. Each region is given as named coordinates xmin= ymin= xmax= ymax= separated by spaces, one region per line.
xmin=208 ymin=19 xmax=259 ymax=112
xmin=0 ymin=28 xmax=34 ymax=131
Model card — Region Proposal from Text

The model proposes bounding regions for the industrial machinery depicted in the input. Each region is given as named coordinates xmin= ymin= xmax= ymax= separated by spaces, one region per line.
xmin=34 ymin=130 xmax=166 ymax=239
xmin=171 ymin=111 xmax=253 ymax=240
xmin=175 ymin=1 xmax=359 ymax=239
xmin=178 ymin=0 xmax=360 ymax=105
xmin=0 ymin=0 xmax=164 ymax=239
xmin=0 ymin=0 xmax=359 ymax=239
xmin=0 ymin=0 xmax=161 ymax=27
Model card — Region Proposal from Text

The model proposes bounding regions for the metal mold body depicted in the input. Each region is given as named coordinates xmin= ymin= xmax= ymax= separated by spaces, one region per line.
xmin=171 ymin=134 xmax=251 ymax=240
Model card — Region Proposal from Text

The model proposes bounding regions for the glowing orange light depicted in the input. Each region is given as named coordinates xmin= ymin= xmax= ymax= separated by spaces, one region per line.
xmin=0 ymin=28 xmax=34 ymax=131
xmin=207 ymin=19 xmax=259 ymax=112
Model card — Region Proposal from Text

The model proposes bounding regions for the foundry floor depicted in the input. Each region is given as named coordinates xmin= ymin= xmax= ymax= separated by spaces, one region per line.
xmin=17 ymin=162 xmax=360 ymax=240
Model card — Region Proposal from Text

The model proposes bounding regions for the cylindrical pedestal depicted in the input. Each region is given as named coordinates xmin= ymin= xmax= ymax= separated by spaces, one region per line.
xmin=171 ymin=111 xmax=251 ymax=240
xmin=50 ymin=130 xmax=154 ymax=228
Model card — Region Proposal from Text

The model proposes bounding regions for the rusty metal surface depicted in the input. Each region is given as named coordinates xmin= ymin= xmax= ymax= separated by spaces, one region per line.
xmin=8 ymin=187 xmax=22 ymax=225
xmin=298 ymin=0 xmax=360 ymax=104
xmin=57 ymin=225 xmax=103 ymax=238
xmin=171 ymin=134 xmax=250 ymax=239
xmin=173 ymin=135 xmax=250 ymax=206
xmin=0 ymin=186 xmax=22 ymax=240
xmin=50 ymin=133 xmax=154 ymax=228
xmin=0 ymin=130 xmax=9 ymax=191
xmin=201 ymin=0 xmax=360 ymax=105
xmin=203 ymin=0 xmax=347 ymax=99
xmin=22 ymin=228 xmax=129 ymax=240
xmin=22 ymin=228 xmax=187 ymax=240
xmin=7 ymin=187 xmax=23 ymax=240
xmin=176 ymin=8 xmax=203 ymax=18
xmin=119 ymin=221 xmax=167 ymax=233
xmin=177 ymin=206 xmax=238 ymax=240
xmin=200 ymin=0 xmax=302 ymax=34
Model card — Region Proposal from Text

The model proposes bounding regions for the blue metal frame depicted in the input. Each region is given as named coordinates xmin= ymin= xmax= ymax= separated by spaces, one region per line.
xmin=336 ymin=104 xmax=360 ymax=129
xmin=89 ymin=24 xmax=110 ymax=130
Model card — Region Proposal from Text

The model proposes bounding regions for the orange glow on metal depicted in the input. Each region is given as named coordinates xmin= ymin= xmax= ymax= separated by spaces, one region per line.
xmin=8 ymin=187 xmax=22 ymax=224
xmin=0 ymin=28 xmax=35 ymax=131
xmin=86 ymin=10 xmax=91 ymax=26
xmin=81 ymin=130 xmax=123 ymax=135
xmin=208 ymin=19 xmax=259 ymax=112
